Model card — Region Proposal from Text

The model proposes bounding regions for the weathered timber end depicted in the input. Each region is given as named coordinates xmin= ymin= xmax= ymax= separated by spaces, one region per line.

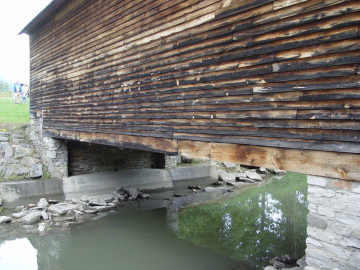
xmin=22 ymin=0 xmax=360 ymax=180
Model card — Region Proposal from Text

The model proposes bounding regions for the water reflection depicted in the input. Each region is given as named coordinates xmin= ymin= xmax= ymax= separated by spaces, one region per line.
xmin=0 ymin=209 xmax=246 ymax=270
xmin=176 ymin=173 xmax=308 ymax=269
xmin=0 ymin=238 xmax=37 ymax=270
xmin=0 ymin=174 xmax=307 ymax=270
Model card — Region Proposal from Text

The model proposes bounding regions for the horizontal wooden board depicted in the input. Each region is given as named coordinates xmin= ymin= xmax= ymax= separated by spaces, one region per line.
xmin=28 ymin=0 xmax=360 ymax=180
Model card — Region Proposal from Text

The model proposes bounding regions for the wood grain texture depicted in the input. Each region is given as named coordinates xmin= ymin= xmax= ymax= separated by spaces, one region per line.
xmin=28 ymin=0 xmax=360 ymax=180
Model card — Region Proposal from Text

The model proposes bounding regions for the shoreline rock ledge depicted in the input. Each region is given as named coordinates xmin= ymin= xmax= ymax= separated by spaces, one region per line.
xmin=0 ymin=187 xmax=151 ymax=233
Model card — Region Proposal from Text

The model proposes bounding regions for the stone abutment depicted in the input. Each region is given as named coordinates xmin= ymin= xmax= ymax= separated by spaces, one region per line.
xmin=306 ymin=175 xmax=360 ymax=269
xmin=29 ymin=113 xmax=179 ymax=179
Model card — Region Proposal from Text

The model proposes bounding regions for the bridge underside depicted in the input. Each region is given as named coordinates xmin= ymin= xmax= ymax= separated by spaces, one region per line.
xmin=45 ymin=128 xmax=360 ymax=181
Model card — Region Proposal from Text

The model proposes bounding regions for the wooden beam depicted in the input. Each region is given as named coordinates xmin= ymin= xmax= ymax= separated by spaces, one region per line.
xmin=179 ymin=140 xmax=360 ymax=181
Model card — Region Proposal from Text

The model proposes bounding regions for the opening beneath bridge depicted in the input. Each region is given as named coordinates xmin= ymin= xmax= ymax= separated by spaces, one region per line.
xmin=67 ymin=141 xmax=165 ymax=177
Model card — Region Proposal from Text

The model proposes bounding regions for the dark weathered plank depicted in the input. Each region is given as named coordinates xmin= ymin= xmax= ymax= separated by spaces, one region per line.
xmin=27 ymin=0 xmax=360 ymax=180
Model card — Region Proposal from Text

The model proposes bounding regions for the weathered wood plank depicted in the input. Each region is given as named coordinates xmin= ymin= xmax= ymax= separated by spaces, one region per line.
xmin=26 ymin=0 xmax=360 ymax=180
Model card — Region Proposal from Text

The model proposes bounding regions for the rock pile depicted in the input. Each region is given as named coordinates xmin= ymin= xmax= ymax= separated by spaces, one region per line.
xmin=0 ymin=187 xmax=150 ymax=233
xmin=214 ymin=161 xmax=286 ymax=187
xmin=264 ymin=255 xmax=306 ymax=270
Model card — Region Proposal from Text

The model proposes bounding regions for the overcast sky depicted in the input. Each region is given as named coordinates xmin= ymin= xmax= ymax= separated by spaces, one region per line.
xmin=0 ymin=0 xmax=52 ymax=84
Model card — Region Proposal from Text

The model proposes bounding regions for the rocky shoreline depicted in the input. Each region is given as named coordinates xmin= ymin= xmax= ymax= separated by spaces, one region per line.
xmin=0 ymin=187 xmax=151 ymax=234
xmin=0 ymin=161 xmax=286 ymax=235
xmin=264 ymin=255 xmax=306 ymax=270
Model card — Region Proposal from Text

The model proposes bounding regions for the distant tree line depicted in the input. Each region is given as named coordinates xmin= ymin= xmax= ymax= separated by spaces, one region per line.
xmin=0 ymin=78 xmax=11 ymax=92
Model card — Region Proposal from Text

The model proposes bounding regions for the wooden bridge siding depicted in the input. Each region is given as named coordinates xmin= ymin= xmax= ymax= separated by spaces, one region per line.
xmin=29 ymin=0 xmax=360 ymax=180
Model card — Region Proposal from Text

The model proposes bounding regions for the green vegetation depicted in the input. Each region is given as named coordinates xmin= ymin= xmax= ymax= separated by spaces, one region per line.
xmin=177 ymin=173 xmax=308 ymax=268
xmin=0 ymin=91 xmax=29 ymax=123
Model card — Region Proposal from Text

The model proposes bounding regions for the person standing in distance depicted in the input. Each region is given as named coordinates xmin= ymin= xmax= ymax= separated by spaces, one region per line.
xmin=12 ymin=82 xmax=18 ymax=103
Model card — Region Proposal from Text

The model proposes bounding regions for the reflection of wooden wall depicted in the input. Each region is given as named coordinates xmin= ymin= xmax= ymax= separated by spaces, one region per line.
xmin=29 ymin=0 xmax=360 ymax=180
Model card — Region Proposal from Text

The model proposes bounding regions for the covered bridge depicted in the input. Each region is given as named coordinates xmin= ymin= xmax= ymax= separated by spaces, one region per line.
xmin=22 ymin=0 xmax=360 ymax=268
xmin=22 ymin=0 xmax=360 ymax=181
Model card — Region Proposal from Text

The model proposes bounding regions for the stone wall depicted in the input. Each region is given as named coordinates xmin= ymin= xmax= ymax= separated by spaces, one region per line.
xmin=164 ymin=155 xmax=180 ymax=169
xmin=29 ymin=113 xmax=68 ymax=179
xmin=0 ymin=127 xmax=43 ymax=180
xmin=306 ymin=175 xmax=360 ymax=269
xmin=28 ymin=112 xmax=182 ymax=179
xmin=68 ymin=141 xmax=165 ymax=176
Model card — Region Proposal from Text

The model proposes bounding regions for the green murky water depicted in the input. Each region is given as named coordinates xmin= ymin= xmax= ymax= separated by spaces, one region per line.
xmin=176 ymin=173 xmax=308 ymax=269
xmin=0 ymin=173 xmax=307 ymax=270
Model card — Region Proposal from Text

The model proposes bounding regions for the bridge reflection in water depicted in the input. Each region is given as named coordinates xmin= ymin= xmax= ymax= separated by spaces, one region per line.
xmin=176 ymin=173 xmax=308 ymax=269
xmin=0 ymin=173 xmax=306 ymax=270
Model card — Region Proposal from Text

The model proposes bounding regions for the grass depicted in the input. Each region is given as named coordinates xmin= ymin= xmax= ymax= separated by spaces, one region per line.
xmin=0 ymin=91 xmax=29 ymax=124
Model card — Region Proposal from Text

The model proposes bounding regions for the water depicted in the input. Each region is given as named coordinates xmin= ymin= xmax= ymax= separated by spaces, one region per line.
xmin=0 ymin=173 xmax=307 ymax=270
xmin=175 ymin=173 xmax=308 ymax=269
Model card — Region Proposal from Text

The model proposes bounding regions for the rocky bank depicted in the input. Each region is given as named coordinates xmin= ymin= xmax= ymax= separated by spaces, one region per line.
xmin=0 ymin=187 xmax=150 ymax=234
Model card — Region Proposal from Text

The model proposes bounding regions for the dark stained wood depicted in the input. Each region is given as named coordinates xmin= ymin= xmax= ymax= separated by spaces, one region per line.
xmin=27 ymin=0 xmax=360 ymax=181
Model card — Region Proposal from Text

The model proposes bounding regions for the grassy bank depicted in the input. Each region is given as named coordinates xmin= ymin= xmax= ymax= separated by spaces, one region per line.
xmin=0 ymin=91 xmax=29 ymax=124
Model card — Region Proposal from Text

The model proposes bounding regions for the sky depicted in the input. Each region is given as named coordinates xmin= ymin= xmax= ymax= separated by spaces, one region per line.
xmin=0 ymin=0 xmax=52 ymax=84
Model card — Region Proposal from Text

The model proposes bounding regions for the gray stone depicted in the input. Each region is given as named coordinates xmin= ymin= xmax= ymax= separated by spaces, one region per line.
xmin=351 ymin=228 xmax=360 ymax=241
xmin=30 ymin=164 xmax=43 ymax=179
xmin=307 ymin=227 xmax=341 ymax=246
xmin=317 ymin=206 xmax=335 ymax=218
xmin=1 ymin=164 xmax=29 ymax=178
xmin=138 ymin=193 xmax=150 ymax=199
xmin=306 ymin=176 xmax=360 ymax=270
xmin=297 ymin=256 xmax=306 ymax=267
xmin=264 ymin=267 xmax=277 ymax=270
xmin=351 ymin=182 xmax=360 ymax=194
xmin=306 ymin=237 xmax=323 ymax=248
xmin=218 ymin=171 xmax=235 ymax=182
xmin=0 ymin=198 xmax=2 ymax=206
xmin=0 ymin=179 xmax=63 ymax=202
xmin=84 ymin=209 xmax=98 ymax=214
xmin=87 ymin=194 xmax=115 ymax=206
xmin=273 ymin=169 xmax=287 ymax=174
xmin=307 ymin=214 xmax=328 ymax=230
xmin=259 ymin=167 xmax=268 ymax=173
xmin=41 ymin=211 xmax=49 ymax=220
xmin=308 ymin=185 xmax=336 ymax=198
xmin=46 ymin=150 xmax=57 ymax=159
xmin=307 ymin=175 xmax=329 ymax=187
xmin=165 ymin=155 xmax=179 ymax=169
xmin=4 ymin=145 xmax=13 ymax=159
xmin=170 ymin=165 xmax=214 ymax=182
xmin=14 ymin=145 xmax=33 ymax=159
xmin=37 ymin=198 xmax=49 ymax=208
xmin=0 ymin=216 xmax=11 ymax=224
xmin=48 ymin=203 xmax=79 ymax=215
xmin=20 ymin=156 xmax=40 ymax=168
xmin=63 ymin=169 xmax=172 ymax=196
xmin=335 ymin=213 xmax=360 ymax=227
xmin=12 ymin=211 xmax=27 ymax=219
xmin=0 ymin=142 xmax=8 ymax=154
xmin=244 ymin=170 xmax=262 ymax=181
xmin=222 ymin=162 xmax=237 ymax=169
xmin=0 ymin=136 xmax=9 ymax=142
xmin=21 ymin=211 xmax=42 ymax=225
xmin=127 ymin=188 xmax=139 ymax=200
